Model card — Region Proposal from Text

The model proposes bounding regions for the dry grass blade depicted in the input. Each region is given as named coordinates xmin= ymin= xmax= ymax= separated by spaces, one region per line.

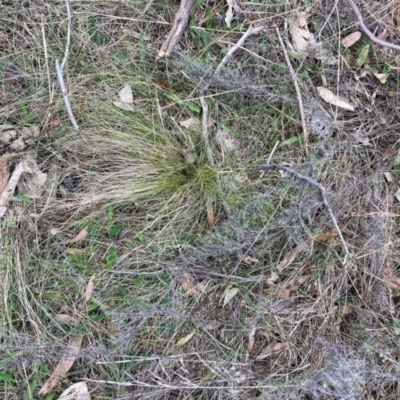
xmin=0 ymin=153 xmax=11 ymax=194
xmin=39 ymin=334 xmax=84 ymax=395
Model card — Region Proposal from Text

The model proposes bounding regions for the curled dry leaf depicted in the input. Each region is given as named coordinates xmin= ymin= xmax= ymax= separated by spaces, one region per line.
xmin=385 ymin=273 xmax=400 ymax=290
xmin=119 ymin=85 xmax=133 ymax=104
xmin=256 ymin=340 xmax=289 ymax=360
xmin=57 ymin=381 xmax=91 ymax=400
xmin=0 ymin=153 xmax=11 ymax=195
xmin=317 ymin=87 xmax=355 ymax=111
xmin=289 ymin=12 xmax=313 ymax=56
xmin=275 ymin=275 xmax=311 ymax=299
xmin=38 ymin=334 xmax=84 ymax=395
xmin=113 ymin=85 xmax=134 ymax=111
xmin=63 ymin=227 xmax=88 ymax=245
xmin=18 ymin=153 xmax=47 ymax=199
xmin=55 ymin=314 xmax=80 ymax=325
xmin=245 ymin=326 xmax=256 ymax=362
xmin=181 ymin=272 xmax=206 ymax=296
xmin=85 ymin=275 xmax=95 ymax=302
xmin=341 ymin=31 xmax=361 ymax=48
xmin=223 ymin=287 xmax=239 ymax=307
xmin=66 ymin=248 xmax=85 ymax=255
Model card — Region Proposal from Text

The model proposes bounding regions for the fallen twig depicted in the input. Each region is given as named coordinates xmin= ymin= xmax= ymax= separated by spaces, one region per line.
xmin=275 ymin=27 xmax=309 ymax=156
xmin=258 ymin=164 xmax=352 ymax=266
xmin=346 ymin=0 xmax=400 ymax=51
xmin=158 ymin=0 xmax=196 ymax=58
xmin=199 ymin=25 xmax=265 ymax=217
xmin=56 ymin=0 xmax=79 ymax=131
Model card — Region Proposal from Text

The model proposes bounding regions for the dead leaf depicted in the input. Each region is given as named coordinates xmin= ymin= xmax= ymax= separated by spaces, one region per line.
xmin=341 ymin=31 xmax=361 ymax=48
xmin=85 ymin=275 xmax=95 ymax=302
xmin=63 ymin=227 xmax=88 ymax=245
xmin=317 ymin=87 xmax=355 ymax=111
xmin=38 ymin=334 xmax=84 ymax=395
xmin=18 ymin=153 xmax=47 ymax=198
xmin=180 ymin=117 xmax=200 ymax=129
xmin=245 ymin=326 xmax=256 ymax=362
xmin=42 ymin=117 xmax=61 ymax=133
xmin=66 ymin=248 xmax=85 ymax=255
xmin=386 ymin=274 xmax=400 ymax=290
xmin=0 ymin=153 xmax=11 ymax=194
xmin=225 ymin=0 xmax=234 ymax=28
xmin=181 ymin=273 xmax=206 ymax=296
xmin=275 ymin=275 xmax=311 ymax=299
xmin=206 ymin=200 xmax=215 ymax=228
xmin=264 ymin=270 xmax=279 ymax=286
xmin=223 ymin=288 xmax=239 ymax=307
xmin=256 ymin=340 xmax=289 ymax=360
xmin=373 ymin=72 xmax=388 ymax=84
xmin=216 ymin=128 xmax=236 ymax=154
xmin=176 ymin=330 xmax=196 ymax=346
xmin=119 ymin=85 xmax=133 ymax=104
xmin=289 ymin=12 xmax=314 ymax=56
xmin=57 ymin=381 xmax=91 ymax=400
xmin=55 ymin=314 xmax=80 ymax=325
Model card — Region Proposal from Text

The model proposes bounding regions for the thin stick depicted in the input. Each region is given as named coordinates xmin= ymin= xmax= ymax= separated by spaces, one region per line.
xmin=258 ymin=164 xmax=352 ymax=266
xmin=346 ymin=0 xmax=400 ymax=51
xmin=214 ymin=25 xmax=264 ymax=76
xmin=275 ymin=27 xmax=309 ymax=156
xmin=57 ymin=0 xmax=79 ymax=131
xmin=158 ymin=0 xmax=196 ymax=58
xmin=199 ymin=25 xmax=265 ymax=217
xmin=260 ymin=139 xmax=280 ymax=178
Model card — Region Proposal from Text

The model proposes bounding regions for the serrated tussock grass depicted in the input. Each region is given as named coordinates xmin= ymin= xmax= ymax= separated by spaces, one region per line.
xmin=65 ymin=102 xmax=224 ymax=247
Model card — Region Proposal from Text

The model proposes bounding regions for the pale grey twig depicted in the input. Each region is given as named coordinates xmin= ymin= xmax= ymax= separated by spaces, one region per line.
xmin=259 ymin=164 xmax=352 ymax=266
xmin=275 ymin=27 xmax=309 ymax=155
xmin=199 ymin=25 xmax=265 ymax=217
xmin=56 ymin=0 xmax=79 ymax=131
xmin=346 ymin=0 xmax=400 ymax=51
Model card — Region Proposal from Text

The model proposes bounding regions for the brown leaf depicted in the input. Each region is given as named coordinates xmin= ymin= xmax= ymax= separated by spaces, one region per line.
xmin=85 ymin=275 xmax=95 ymax=302
xmin=63 ymin=227 xmax=88 ymax=245
xmin=341 ymin=31 xmax=361 ymax=48
xmin=206 ymin=200 xmax=215 ymax=228
xmin=55 ymin=314 xmax=80 ymax=325
xmin=42 ymin=117 xmax=61 ymax=133
xmin=386 ymin=274 xmax=400 ymax=290
xmin=65 ymin=248 xmax=85 ymax=255
xmin=223 ymin=287 xmax=239 ymax=307
xmin=0 ymin=153 xmax=11 ymax=194
xmin=38 ymin=334 xmax=83 ymax=395
xmin=256 ymin=340 xmax=289 ymax=360
xmin=245 ymin=326 xmax=256 ymax=362
xmin=276 ymin=275 xmax=311 ymax=299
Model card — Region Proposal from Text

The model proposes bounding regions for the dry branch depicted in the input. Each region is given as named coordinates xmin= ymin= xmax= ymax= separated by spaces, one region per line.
xmin=57 ymin=0 xmax=79 ymax=131
xmin=346 ymin=0 xmax=400 ymax=51
xmin=259 ymin=164 xmax=352 ymax=266
xmin=158 ymin=0 xmax=196 ymax=58
xmin=275 ymin=27 xmax=309 ymax=155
